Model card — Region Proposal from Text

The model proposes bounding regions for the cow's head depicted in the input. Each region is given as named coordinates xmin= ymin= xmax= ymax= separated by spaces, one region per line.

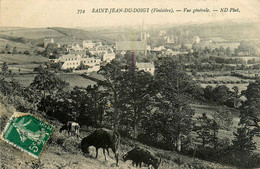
xmin=152 ymin=157 xmax=161 ymax=169
xmin=81 ymin=137 xmax=90 ymax=154
xmin=122 ymin=153 xmax=129 ymax=162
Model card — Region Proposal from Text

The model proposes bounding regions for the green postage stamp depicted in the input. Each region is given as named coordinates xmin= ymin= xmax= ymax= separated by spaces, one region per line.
xmin=1 ymin=112 xmax=54 ymax=158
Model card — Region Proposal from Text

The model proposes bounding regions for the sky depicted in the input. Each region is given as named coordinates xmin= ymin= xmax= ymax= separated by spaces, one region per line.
xmin=0 ymin=0 xmax=259 ymax=28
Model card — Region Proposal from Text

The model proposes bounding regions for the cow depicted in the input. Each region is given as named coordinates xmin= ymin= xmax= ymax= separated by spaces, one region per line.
xmin=81 ymin=128 xmax=120 ymax=166
xmin=123 ymin=146 xmax=161 ymax=169
xmin=59 ymin=121 xmax=80 ymax=138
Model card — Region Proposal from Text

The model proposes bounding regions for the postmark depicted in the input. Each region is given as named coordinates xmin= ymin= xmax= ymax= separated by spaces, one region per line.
xmin=0 ymin=112 xmax=54 ymax=158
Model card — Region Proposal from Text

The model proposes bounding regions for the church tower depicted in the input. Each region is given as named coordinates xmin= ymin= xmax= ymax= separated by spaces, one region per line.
xmin=141 ymin=19 xmax=146 ymax=41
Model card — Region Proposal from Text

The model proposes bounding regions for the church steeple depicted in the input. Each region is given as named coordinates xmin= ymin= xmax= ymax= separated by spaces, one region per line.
xmin=141 ymin=19 xmax=146 ymax=41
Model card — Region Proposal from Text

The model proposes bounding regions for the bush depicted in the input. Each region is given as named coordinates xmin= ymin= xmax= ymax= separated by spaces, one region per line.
xmin=173 ymin=157 xmax=185 ymax=165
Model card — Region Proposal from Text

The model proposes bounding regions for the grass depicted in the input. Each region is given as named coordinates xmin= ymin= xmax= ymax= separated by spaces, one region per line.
xmin=0 ymin=119 xmax=236 ymax=169
xmin=3 ymin=74 xmax=36 ymax=87
xmin=0 ymin=38 xmax=36 ymax=51
xmin=0 ymin=54 xmax=49 ymax=64
xmin=199 ymin=76 xmax=242 ymax=81
xmin=56 ymin=73 xmax=97 ymax=88
xmin=200 ymin=83 xmax=248 ymax=94
xmin=0 ymin=28 xmax=65 ymax=39
xmin=2 ymin=73 xmax=97 ymax=88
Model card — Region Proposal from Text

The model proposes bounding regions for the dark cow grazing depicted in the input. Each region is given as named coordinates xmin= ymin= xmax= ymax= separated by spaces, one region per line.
xmin=81 ymin=128 xmax=120 ymax=166
xmin=59 ymin=121 xmax=80 ymax=138
xmin=123 ymin=147 xmax=161 ymax=169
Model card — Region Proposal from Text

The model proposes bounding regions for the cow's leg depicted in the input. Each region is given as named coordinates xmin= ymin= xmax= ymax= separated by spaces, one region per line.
xmin=132 ymin=161 xmax=135 ymax=166
xmin=103 ymin=149 xmax=107 ymax=161
xmin=111 ymin=147 xmax=118 ymax=166
xmin=106 ymin=148 xmax=110 ymax=156
xmin=76 ymin=130 xmax=79 ymax=138
xmin=115 ymin=153 xmax=119 ymax=166
xmin=139 ymin=162 xmax=142 ymax=168
xmin=95 ymin=147 xmax=98 ymax=158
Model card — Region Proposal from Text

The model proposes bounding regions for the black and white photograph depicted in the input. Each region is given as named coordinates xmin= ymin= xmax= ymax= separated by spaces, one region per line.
xmin=0 ymin=0 xmax=260 ymax=168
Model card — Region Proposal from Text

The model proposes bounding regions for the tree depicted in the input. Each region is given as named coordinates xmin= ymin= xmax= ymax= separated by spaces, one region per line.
xmin=1 ymin=62 xmax=8 ymax=75
xmin=181 ymin=42 xmax=188 ymax=51
xmin=118 ymin=70 xmax=156 ymax=139
xmin=212 ymin=85 xmax=231 ymax=105
xmin=73 ymin=85 xmax=109 ymax=127
xmin=204 ymin=85 xmax=214 ymax=101
xmin=240 ymin=79 xmax=260 ymax=134
xmin=226 ymin=47 xmax=232 ymax=57
xmin=98 ymin=60 xmax=123 ymax=129
xmin=195 ymin=113 xmax=219 ymax=149
xmin=237 ymin=41 xmax=256 ymax=55
xmin=154 ymin=58 xmax=196 ymax=152
xmin=30 ymin=69 xmax=69 ymax=98
xmin=12 ymin=47 xmax=17 ymax=55
xmin=233 ymin=126 xmax=256 ymax=153
xmin=213 ymin=109 xmax=233 ymax=130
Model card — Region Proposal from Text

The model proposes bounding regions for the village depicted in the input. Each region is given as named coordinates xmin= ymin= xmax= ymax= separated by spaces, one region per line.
xmin=0 ymin=21 xmax=260 ymax=169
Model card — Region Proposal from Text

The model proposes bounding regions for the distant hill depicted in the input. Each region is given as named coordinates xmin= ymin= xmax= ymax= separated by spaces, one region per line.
xmin=0 ymin=27 xmax=114 ymax=47
xmin=0 ymin=28 xmax=66 ymax=40
xmin=98 ymin=21 xmax=260 ymax=42
xmin=48 ymin=27 xmax=114 ymax=45
xmin=160 ymin=21 xmax=260 ymax=42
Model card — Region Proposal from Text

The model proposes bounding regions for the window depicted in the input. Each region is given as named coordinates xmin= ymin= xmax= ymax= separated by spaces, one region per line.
xmin=94 ymin=60 xmax=96 ymax=63
xmin=84 ymin=61 xmax=86 ymax=63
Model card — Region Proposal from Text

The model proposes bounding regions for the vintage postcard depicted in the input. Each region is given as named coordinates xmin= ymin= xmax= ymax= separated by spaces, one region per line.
xmin=0 ymin=0 xmax=259 ymax=168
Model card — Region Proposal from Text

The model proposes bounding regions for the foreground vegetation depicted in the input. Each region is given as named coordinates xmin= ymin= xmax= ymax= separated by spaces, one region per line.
xmin=1 ymin=57 xmax=260 ymax=168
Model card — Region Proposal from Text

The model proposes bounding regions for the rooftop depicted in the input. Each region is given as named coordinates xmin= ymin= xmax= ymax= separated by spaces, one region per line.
xmin=116 ymin=41 xmax=147 ymax=51
xmin=136 ymin=62 xmax=155 ymax=69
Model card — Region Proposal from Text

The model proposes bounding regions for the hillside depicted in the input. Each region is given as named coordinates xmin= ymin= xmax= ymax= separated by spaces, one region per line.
xmin=0 ymin=28 xmax=66 ymax=40
xmin=48 ymin=27 xmax=114 ymax=45
xmin=0 ymin=94 xmax=235 ymax=169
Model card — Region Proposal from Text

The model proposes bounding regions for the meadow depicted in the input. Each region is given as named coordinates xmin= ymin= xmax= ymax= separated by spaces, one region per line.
xmin=0 ymin=28 xmax=66 ymax=39
xmin=0 ymin=54 xmax=48 ymax=64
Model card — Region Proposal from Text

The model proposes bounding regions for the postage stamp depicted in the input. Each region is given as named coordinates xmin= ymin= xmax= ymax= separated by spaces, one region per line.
xmin=1 ymin=112 xmax=54 ymax=158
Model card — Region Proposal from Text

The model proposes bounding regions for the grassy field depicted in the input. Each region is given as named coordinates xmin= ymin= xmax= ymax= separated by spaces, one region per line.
xmin=2 ymin=73 xmax=97 ymax=88
xmin=198 ymin=76 xmax=242 ymax=81
xmin=58 ymin=73 xmax=97 ymax=88
xmin=0 ymin=54 xmax=49 ymax=64
xmin=0 ymin=38 xmax=37 ymax=51
xmin=0 ymin=28 xmax=66 ymax=39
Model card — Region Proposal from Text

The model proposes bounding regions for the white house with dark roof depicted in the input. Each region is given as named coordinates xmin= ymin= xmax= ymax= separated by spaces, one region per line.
xmin=103 ymin=49 xmax=115 ymax=63
xmin=83 ymin=40 xmax=95 ymax=49
xmin=70 ymin=44 xmax=83 ymax=52
xmin=58 ymin=54 xmax=101 ymax=70
xmin=81 ymin=57 xmax=101 ymax=67
xmin=136 ymin=62 xmax=155 ymax=75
